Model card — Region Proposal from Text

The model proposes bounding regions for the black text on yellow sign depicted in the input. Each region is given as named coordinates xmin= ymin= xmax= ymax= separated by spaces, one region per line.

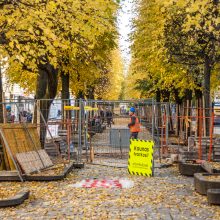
xmin=128 ymin=139 xmax=154 ymax=177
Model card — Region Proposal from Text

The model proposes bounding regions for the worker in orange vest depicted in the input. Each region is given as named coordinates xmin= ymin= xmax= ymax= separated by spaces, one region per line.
xmin=128 ymin=107 xmax=141 ymax=139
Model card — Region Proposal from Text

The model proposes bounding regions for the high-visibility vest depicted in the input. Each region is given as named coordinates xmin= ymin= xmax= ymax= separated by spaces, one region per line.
xmin=130 ymin=115 xmax=141 ymax=133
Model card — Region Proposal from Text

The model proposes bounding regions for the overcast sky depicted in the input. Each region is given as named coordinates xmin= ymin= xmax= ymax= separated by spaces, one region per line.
xmin=118 ymin=0 xmax=135 ymax=73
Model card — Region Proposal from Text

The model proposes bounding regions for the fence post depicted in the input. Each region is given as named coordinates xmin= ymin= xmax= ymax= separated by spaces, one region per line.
xmin=67 ymin=117 xmax=72 ymax=161
xmin=78 ymin=99 xmax=83 ymax=162
xmin=198 ymin=107 xmax=202 ymax=160
xmin=85 ymin=101 xmax=89 ymax=162
xmin=208 ymin=109 xmax=214 ymax=162
xmin=151 ymin=99 xmax=155 ymax=141
xmin=166 ymin=103 xmax=169 ymax=147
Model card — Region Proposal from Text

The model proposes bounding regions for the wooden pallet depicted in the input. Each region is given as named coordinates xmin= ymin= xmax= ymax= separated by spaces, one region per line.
xmin=16 ymin=150 xmax=53 ymax=174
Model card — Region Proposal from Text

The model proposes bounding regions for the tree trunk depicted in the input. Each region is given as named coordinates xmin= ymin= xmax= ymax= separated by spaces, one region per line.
xmin=0 ymin=65 xmax=4 ymax=123
xmin=203 ymin=57 xmax=211 ymax=136
xmin=169 ymin=104 xmax=174 ymax=133
xmin=162 ymin=90 xmax=170 ymax=102
xmin=175 ymin=104 xmax=180 ymax=136
xmin=61 ymin=72 xmax=70 ymax=125
xmin=185 ymin=89 xmax=192 ymax=140
xmin=181 ymin=100 xmax=186 ymax=141
xmin=174 ymin=89 xmax=182 ymax=136
xmin=156 ymin=90 xmax=161 ymax=102
xmin=86 ymin=86 xmax=95 ymax=100
xmin=76 ymin=91 xmax=84 ymax=99
xmin=195 ymin=89 xmax=203 ymax=137
xmin=61 ymin=73 xmax=70 ymax=100
xmin=35 ymin=63 xmax=58 ymax=147
xmin=86 ymin=86 xmax=95 ymax=119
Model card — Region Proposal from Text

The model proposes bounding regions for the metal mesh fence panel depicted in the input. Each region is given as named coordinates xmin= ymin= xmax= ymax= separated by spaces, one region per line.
xmin=81 ymin=100 xmax=154 ymax=166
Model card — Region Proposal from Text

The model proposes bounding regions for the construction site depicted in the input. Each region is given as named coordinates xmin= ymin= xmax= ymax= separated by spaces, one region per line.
xmin=0 ymin=98 xmax=219 ymax=219
xmin=0 ymin=0 xmax=219 ymax=218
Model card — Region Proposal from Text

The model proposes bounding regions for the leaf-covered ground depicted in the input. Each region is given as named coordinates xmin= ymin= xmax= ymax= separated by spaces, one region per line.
xmin=0 ymin=163 xmax=219 ymax=220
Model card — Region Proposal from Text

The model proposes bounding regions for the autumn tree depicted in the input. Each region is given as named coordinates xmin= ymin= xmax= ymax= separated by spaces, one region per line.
xmin=164 ymin=0 xmax=220 ymax=135
xmin=95 ymin=49 xmax=124 ymax=100
xmin=129 ymin=0 xmax=190 ymax=103
xmin=0 ymin=0 xmax=119 ymax=145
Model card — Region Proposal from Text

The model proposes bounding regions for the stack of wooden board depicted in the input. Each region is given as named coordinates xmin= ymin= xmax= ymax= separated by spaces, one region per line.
xmin=0 ymin=124 xmax=45 ymax=171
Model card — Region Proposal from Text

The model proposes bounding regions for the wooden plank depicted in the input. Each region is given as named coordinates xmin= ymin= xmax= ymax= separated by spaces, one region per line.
xmin=2 ymin=138 xmax=10 ymax=170
xmin=28 ymin=151 xmax=43 ymax=172
xmin=0 ymin=124 xmax=41 ymax=170
xmin=0 ymin=129 xmax=24 ymax=181
xmin=16 ymin=151 xmax=42 ymax=174
xmin=16 ymin=150 xmax=53 ymax=174
xmin=0 ymin=171 xmax=18 ymax=176
xmin=38 ymin=149 xmax=53 ymax=168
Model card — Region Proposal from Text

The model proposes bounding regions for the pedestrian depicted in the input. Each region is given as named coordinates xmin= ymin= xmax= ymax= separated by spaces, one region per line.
xmin=57 ymin=109 xmax=61 ymax=117
xmin=128 ymin=107 xmax=141 ymax=139
xmin=126 ymin=106 xmax=130 ymax=115
xmin=95 ymin=115 xmax=101 ymax=125
xmin=19 ymin=110 xmax=27 ymax=122
xmin=6 ymin=105 xmax=15 ymax=123
xmin=27 ymin=111 xmax=33 ymax=123
xmin=106 ymin=107 xmax=113 ymax=127
xmin=100 ymin=108 xmax=104 ymax=124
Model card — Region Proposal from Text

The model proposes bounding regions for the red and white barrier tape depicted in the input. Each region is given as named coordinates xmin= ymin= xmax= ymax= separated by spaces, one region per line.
xmin=70 ymin=178 xmax=134 ymax=189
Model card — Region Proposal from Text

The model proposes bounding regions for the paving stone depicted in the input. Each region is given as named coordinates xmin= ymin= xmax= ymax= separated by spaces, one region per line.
xmin=0 ymin=162 xmax=220 ymax=219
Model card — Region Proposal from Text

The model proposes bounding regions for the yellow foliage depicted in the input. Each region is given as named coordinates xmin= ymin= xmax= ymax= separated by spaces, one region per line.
xmin=101 ymin=49 xmax=124 ymax=100
xmin=128 ymin=0 xmax=189 ymax=101
xmin=0 ymin=0 xmax=119 ymax=96
xmin=128 ymin=0 xmax=219 ymax=101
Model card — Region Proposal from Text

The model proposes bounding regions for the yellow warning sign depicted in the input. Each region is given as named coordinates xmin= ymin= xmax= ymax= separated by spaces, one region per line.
xmin=64 ymin=106 xmax=80 ymax=110
xmin=84 ymin=106 xmax=98 ymax=111
xmin=128 ymin=139 xmax=154 ymax=177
